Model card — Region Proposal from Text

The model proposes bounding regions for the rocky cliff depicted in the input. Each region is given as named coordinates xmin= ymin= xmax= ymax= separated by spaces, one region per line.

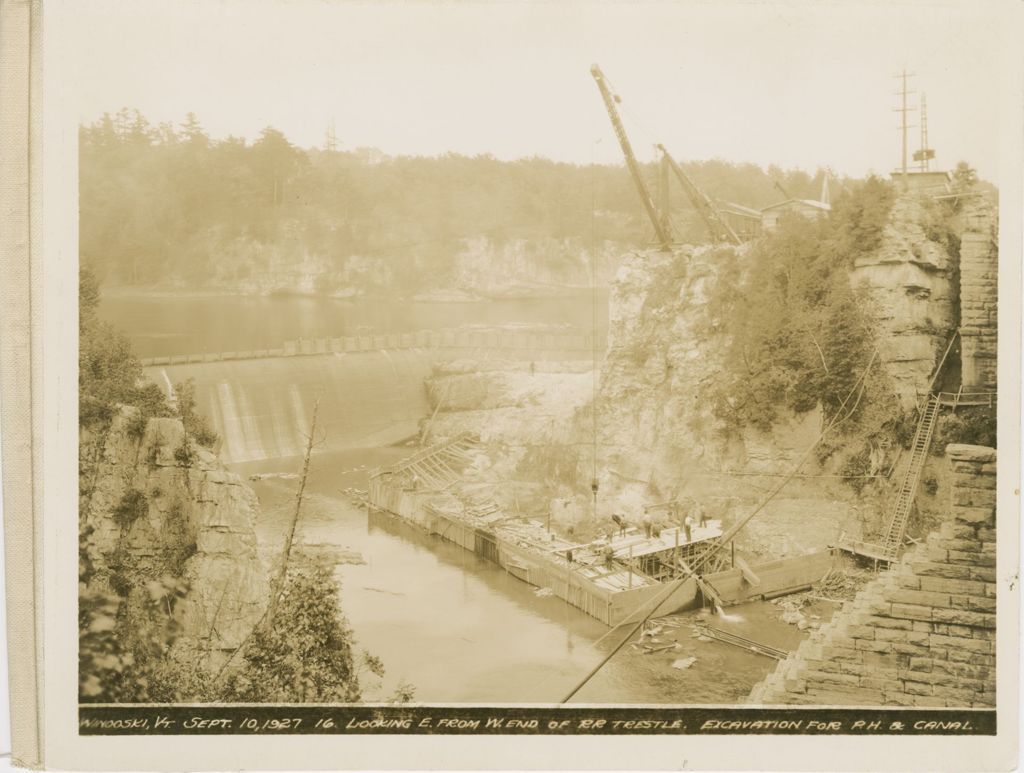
xmin=196 ymin=233 xmax=624 ymax=300
xmin=80 ymin=408 xmax=269 ymax=665
xmin=849 ymin=194 xmax=958 ymax=408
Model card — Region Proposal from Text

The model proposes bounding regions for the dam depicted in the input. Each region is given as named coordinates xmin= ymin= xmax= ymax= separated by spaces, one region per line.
xmin=145 ymin=325 xmax=598 ymax=463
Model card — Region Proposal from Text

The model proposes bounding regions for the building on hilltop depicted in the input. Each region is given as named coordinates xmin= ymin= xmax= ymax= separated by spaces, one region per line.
xmin=716 ymin=201 xmax=763 ymax=241
xmin=760 ymin=198 xmax=832 ymax=232
xmin=889 ymin=170 xmax=953 ymax=196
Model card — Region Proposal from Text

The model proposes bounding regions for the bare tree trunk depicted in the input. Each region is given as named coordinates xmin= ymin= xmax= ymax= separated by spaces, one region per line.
xmin=263 ymin=396 xmax=320 ymax=632
xmin=212 ymin=396 xmax=321 ymax=688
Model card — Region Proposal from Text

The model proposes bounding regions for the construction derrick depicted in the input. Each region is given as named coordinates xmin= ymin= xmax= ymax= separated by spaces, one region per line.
xmin=590 ymin=64 xmax=673 ymax=250
xmin=657 ymin=144 xmax=741 ymax=245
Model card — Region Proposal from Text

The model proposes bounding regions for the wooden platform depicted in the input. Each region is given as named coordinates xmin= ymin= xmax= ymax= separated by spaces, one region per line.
xmin=836 ymin=538 xmax=896 ymax=563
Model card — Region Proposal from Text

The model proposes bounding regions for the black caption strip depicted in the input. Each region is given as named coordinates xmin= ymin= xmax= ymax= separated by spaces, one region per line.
xmin=80 ymin=706 xmax=995 ymax=736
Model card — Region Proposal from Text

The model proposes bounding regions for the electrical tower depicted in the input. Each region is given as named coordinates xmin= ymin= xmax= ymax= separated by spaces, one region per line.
xmin=893 ymin=69 xmax=917 ymax=190
xmin=914 ymin=93 xmax=935 ymax=172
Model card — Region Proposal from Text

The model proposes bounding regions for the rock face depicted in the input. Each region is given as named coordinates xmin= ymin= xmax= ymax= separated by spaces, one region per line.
xmin=451 ymin=236 xmax=621 ymax=297
xmin=849 ymin=194 xmax=957 ymax=408
xmin=80 ymin=408 xmax=269 ymax=662
xmin=200 ymin=232 xmax=624 ymax=299
xmin=748 ymin=444 xmax=996 ymax=707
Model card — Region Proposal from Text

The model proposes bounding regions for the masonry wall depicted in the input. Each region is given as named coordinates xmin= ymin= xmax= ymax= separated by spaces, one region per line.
xmin=960 ymin=205 xmax=998 ymax=391
xmin=748 ymin=444 xmax=996 ymax=707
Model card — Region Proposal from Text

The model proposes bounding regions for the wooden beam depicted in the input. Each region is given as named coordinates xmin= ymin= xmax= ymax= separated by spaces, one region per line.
xmin=735 ymin=556 xmax=762 ymax=587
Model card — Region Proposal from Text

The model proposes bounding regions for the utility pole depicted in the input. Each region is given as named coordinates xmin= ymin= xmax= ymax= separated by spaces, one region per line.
xmin=893 ymin=69 xmax=917 ymax=190
xmin=657 ymin=149 xmax=672 ymax=239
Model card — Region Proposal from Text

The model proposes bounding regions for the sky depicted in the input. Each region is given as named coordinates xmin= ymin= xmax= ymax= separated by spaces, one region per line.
xmin=52 ymin=0 xmax=1011 ymax=180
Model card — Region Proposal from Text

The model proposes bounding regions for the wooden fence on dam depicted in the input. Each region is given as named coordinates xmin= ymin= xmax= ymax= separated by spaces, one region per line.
xmin=140 ymin=326 xmax=599 ymax=367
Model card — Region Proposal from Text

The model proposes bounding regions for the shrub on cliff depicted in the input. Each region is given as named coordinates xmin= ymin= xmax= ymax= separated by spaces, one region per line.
xmin=221 ymin=563 xmax=367 ymax=702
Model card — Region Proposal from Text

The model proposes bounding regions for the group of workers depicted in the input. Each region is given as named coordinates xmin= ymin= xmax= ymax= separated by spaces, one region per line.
xmin=609 ymin=498 xmax=709 ymax=543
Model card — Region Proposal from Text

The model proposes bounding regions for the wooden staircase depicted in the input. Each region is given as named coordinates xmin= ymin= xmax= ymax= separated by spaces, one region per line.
xmin=839 ymin=394 xmax=941 ymax=562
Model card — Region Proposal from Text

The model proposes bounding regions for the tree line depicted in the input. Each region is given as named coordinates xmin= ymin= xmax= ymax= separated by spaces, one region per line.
xmin=81 ymin=109 xmax=833 ymax=292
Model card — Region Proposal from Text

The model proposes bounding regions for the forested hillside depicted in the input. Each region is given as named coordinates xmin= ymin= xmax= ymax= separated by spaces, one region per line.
xmin=81 ymin=109 xmax=833 ymax=295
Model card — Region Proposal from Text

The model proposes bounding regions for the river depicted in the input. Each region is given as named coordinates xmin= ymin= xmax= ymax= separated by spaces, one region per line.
xmin=240 ymin=448 xmax=824 ymax=705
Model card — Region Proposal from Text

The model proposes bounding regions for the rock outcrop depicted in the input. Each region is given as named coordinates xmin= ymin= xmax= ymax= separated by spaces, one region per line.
xmin=80 ymin=408 xmax=269 ymax=663
xmin=749 ymin=444 xmax=996 ymax=707
xmin=849 ymin=194 xmax=957 ymax=408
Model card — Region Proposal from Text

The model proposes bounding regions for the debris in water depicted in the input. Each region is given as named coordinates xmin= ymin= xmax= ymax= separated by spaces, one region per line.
xmin=363 ymin=586 xmax=405 ymax=596
xmin=534 ymin=587 xmax=554 ymax=597
xmin=672 ymin=657 xmax=697 ymax=670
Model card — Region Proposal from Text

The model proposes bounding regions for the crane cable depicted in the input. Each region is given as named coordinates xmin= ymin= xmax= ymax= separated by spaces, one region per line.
xmin=590 ymin=139 xmax=600 ymax=517
xmin=561 ymin=347 xmax=879 ymax=703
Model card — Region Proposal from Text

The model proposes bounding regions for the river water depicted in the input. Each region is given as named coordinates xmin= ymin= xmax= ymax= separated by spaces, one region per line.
xmin=100 ymin=292 xmax=608 ymax=359
xmin=105 ymin=292 xmax=823 ymax=704
xmin=240 ymin=448 xmax=822 ymax=705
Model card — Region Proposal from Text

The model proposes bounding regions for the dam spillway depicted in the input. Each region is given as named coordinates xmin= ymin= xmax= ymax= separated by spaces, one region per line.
xmin=144 ymin=328 xmax=599 ymax=464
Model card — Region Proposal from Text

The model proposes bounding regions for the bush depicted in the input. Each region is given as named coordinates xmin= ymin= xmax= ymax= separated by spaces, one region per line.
xmin=935 ymin=406 xmax=997 ymax=449
xmin=175 ymin=378 xmax=220 ymax=448
xmin=79 ymin=265 xmax=174 ymax=430
xmin=112 ymin=489 xmax=148 ymax=529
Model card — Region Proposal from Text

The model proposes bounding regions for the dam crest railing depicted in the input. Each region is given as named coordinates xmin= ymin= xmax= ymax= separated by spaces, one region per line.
xmin=140 ymin=326 xmax=601 ymax=367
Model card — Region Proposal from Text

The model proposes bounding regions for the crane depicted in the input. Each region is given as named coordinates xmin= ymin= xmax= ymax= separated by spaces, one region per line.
xmin=656 ymin=145 xmax=741 ymax=245
xmin=590 ymin=64 xmax=673 ymax=250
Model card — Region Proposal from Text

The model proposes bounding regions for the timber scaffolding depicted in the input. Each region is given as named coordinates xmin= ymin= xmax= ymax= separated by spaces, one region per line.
xmin=368 ymin=434 xmax=838 ymax=627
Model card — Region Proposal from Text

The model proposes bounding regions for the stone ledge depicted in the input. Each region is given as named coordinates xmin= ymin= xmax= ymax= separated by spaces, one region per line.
xmin=946 ymin=444 xmax=997 ymax=463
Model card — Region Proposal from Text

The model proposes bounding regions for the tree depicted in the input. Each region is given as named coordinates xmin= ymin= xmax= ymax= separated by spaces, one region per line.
xmin=952 ymin=161 xmax=978 ymax=192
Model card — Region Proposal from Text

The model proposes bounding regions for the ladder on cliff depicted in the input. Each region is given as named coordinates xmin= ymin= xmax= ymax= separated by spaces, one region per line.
xmin=878 ymin=393 xmax=941 ymax=558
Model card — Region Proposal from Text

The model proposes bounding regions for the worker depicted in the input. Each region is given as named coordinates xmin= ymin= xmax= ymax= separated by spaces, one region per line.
xmin=642 ymin=508 xmax=653 ymax=539
xmin=683 ymin=513 xmax=694 ymax=543
xmin=611 ymin=513 xmax=627 ymax=537
xmin=602 ymin=544 xmax=615 ymax=569
xmin=566 ymin=549 xmax=574 ymax=564
xmin=696 ymin=500 xmax=708 ymax=528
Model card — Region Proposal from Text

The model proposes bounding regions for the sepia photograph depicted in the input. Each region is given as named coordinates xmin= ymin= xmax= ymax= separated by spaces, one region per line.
xmin=35 ymin=0 xmax=1016 ymax=756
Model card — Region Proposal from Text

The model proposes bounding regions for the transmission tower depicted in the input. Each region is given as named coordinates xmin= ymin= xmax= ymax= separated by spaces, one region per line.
xmin=914 ymin=93 xmax=935 ymax=172
xmin=325 ymin=118 xmax=338 ymax=152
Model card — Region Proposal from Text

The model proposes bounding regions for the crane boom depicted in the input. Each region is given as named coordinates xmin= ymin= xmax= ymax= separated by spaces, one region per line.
xmin=656 ymin=144 xmax=741 ymax=245
xmin=590 ymin=65 xmax=673 ymax=250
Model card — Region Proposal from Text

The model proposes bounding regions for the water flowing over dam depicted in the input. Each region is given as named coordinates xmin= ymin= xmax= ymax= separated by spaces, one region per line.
xmin=149 ymin=350 xmax=436 ymax=463
xmin=145 ymin=329 xmax=599 ymax=463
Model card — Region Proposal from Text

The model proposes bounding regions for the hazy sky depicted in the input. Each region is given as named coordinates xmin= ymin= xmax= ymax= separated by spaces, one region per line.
xmin=54 ymin=0 xmax=1010 ymax=180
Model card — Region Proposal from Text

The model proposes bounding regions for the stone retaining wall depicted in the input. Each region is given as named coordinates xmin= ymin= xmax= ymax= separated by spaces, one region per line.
xmin=960 ymin=204 xmax=998 ymax=391
xmin=748 ymin=444 xmax=996 ymax=707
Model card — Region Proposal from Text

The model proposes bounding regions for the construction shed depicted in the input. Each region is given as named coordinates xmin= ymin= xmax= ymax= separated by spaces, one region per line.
xmin=760 ymin=198 xmax=832 ymax=231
